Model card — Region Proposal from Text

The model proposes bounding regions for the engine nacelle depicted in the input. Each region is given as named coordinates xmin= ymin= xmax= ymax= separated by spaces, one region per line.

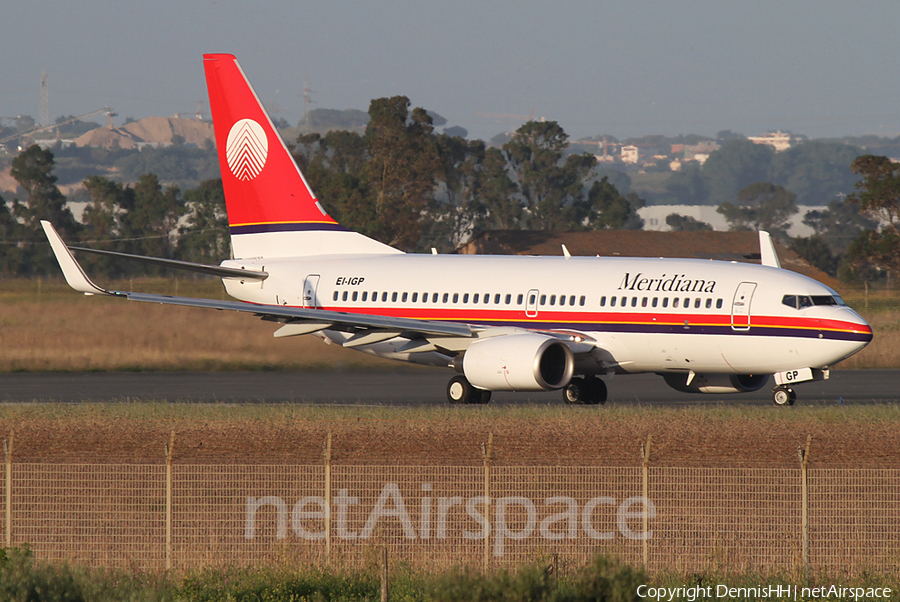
xmin=463 ymin=334 xmax=574 ymax=391
xmin=662 ymin=373 xmax=770 ymax=394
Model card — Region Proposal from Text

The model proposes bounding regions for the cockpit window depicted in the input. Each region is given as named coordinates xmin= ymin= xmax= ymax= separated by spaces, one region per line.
xmin=783 ymin=294 xmax=844 ymax=309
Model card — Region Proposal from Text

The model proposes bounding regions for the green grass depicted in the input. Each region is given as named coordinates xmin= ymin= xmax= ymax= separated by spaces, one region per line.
xmin=1 ymin=547 xmax=895 ymax=602
xmin=2 ymin=400 xmax=898 ymax=426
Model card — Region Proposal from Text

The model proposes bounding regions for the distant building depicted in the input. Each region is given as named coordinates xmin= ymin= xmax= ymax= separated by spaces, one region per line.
xmin=621 ymin=145 xmax=639 ymax=164
xmin=748 ymin=131 xmax=806 ymax=152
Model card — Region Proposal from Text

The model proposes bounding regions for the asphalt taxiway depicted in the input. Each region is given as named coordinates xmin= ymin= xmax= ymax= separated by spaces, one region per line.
xmin=0 ymin=369 xmax=895 ymax=406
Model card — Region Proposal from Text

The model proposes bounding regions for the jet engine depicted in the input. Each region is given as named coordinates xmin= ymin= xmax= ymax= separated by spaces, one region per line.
xmin=662 ymin=373 xmax=770 ymax=394
xmin=462 ymin=334 xmax=574 ymax=391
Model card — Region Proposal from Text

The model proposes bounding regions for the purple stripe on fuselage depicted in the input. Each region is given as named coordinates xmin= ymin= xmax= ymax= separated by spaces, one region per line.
xmin=230 ymin=222 xmax=349 ymax=235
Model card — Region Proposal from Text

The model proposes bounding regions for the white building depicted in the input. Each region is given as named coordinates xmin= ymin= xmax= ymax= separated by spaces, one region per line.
xmin=620 ymin=145 xmax=639 ymax=164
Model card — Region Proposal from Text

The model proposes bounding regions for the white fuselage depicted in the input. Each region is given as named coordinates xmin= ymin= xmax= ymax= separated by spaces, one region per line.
xmin=220 ymin=253 xmax=871 ymax=376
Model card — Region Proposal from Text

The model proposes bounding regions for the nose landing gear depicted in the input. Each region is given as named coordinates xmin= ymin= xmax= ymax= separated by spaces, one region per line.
xmin=772 ymin=385 xmax=796 ymax=406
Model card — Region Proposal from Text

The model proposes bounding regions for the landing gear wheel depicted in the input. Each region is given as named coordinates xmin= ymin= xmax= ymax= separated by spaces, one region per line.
xmin=587 ymin=377 xmax=608 ymax=405
xmin=447 ymin=375 xmax=473 ymax=404
xmin=563 ymin=377 xmax=608 ymax=405
xmin=772 ymin=386 xmax=796 ymax=406
xmin=563 ymin=378 xmax=588 ymax=404
xmin=447 ymin=375 xmax=491 ymax=405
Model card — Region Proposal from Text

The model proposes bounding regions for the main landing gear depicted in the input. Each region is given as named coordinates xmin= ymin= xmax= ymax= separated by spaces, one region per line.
xmin=562 ymin=377 xmax=607 ymax=405
xmin=447 ymin=375 xmax=492 ymax=404
xmin=772 ymin=385 xmax=797 ymax=406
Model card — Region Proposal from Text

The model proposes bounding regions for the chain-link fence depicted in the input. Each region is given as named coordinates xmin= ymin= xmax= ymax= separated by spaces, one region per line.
xmin=2 ymin=441 xmax=897 ymax=575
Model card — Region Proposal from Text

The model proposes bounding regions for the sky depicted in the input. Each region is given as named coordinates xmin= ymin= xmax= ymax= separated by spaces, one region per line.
xmin=3 ymin=1 xmax=899 ymax=143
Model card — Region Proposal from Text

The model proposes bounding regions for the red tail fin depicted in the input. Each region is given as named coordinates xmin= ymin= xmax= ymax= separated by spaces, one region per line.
xmin=203 ymin=53 xmax=397 ymax=258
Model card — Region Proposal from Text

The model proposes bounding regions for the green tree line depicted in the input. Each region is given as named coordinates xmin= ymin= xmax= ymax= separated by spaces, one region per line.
xmin=0 ymin=95 xmax=896 ymax=285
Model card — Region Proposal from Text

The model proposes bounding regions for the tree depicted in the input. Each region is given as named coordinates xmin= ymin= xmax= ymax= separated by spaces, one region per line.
xmin=666 ymin=213 xmax=713 ymax=231
xmin=847 ymin=155 xmax=900 ymax=231
xmin=10 ymin=145 xmax=80 ymax=274
xmin=585 ymin=177 xmax=643 ymax=230
xmin=80 ymin=175 xmax=136 ymax=276
xmin=119 ymin=173 xmax=185 ymax=260
xmin=502 ymin=120 xmax=596 ymax=230
xmin=790 ymin=235 xmax=839 ymax=276
xmin=364 ymin=96 xmax=441 ymax=250
xmin=0 ymin=193 xmax=23 ymax=275
xmin=843 ymin=155 xmax=900 ymax=278
xmin=178 ymin=178 xmax=231 ymax=264
xmin=802 ymin=198 xmax=877 ymax=255
xmin=717 ymin=182 xmax=798 ymax=242
xmin=422 ymin=134 xmax=486 ymax=251
xmin=702 ymin=139 xmax=774 ymax=206
xmin=663 ymin=162 xmax=708 ymax=204
xmin=478 ymin=147 xmax=520 ymax=230
xmin=770 ymin=141 xmax=862 ymax=206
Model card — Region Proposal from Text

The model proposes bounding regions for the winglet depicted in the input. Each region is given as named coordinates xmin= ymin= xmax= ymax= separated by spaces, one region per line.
xmin=41 ymin=221 xmax=114 ymax=296
xmin=758 ymin=231 xmax=781 ymax=269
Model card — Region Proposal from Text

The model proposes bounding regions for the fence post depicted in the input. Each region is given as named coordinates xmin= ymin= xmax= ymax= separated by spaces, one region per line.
xmin=324 ymin=431 xmax=333 ymax=562
xmin=798 ymin=435 xmax=811 ymax=578
xmin=4 ymin=433 xmax=12 ymax=548
xmin=165 ymin=431 xmax=175 ymax=570
xmin=380 ymin=546 xmax=389 ymax=602
xmin=641 ymin=435 xmax=652 ymax=567
xmin=482 ymin=432 xmax=493 ymax=572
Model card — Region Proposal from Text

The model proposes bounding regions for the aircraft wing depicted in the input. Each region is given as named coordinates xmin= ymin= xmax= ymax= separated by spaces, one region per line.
xmin=41 ymin=221 xmax=473 ymax=339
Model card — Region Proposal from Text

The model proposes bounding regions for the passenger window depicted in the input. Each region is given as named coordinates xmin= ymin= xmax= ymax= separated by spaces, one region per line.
xmin=484 ymin=293 xmax=490 ymax=303
xmin=694 ymin=298 xmax=701 ymax=309
xmin=362 ymin=292 xmax=368 ymax=302
xmin=600 ymin=296 xmax=607 ymax=307
xmin=463 ymin=293 xmax=469 ymax=303
xmin=705 ymin=298 xmax=711 ymax=309
xmin=673 ymin=298 xmax=679 ymax=308
xmin=443 ymin=293 xmax=449 ymax=303
xmin=381 ymin=292 xmax=387 ymax=302
xmin=453 ymin=293 xmax=459 ymax=303
xmin=333 ymin=291 xmax=339 ymax=301
xmin=402 ymin=292 xmax=408 ymax=302
xmin=550 ymin=295 xmax=556 ymax=306
xmin=505 ymin=294 xmax=511 ymax=305
xmin=579 ymin=296 xmax=585 ymax=306
xmin=540 ymin=295 xmax=547 ymax=305
xmin=569 ymin=295 xmax=576 ymax=306
xmin=343 ymin=291 xmax=349 ymax=302
xmin=411 ymin=293 xmax=418 ymax=302
xmin=642 ymin=297 xmax=648 ymax=307
xmin=716 ymin=299 xmax=722 ymax=309
xmin=610 ymin=297 xmax=617 ymax=307
xmin=352 ymin=291 xmax=358 ymax=301
xmin=432 ymin=293 xmax=438 ymax=303
xmin=392 ymin=292 xmax=398 ymax=302
xmin=652 ymin=297 xmax=658 ymax=308
xmin=495 ymin=294 xmax=501 ymax=304
xmin=621 ymin=296 xmax=627 ymax=307
xmin=684 ymin=297 xmax=689 ymax=308
xmin=473 ymin=294 xmax=480 ymax=303
xmin=631 ymin=297 xmax=638 ymax=308
xmin=662 ymin=298 xmax=668 ymax=308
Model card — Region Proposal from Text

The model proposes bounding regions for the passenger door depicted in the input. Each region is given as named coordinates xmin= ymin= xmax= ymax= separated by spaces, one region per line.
xmin=731 ymin=282 xmax=757 ymax=331
xmin=302 ymin=274 xmax=321 ymax=309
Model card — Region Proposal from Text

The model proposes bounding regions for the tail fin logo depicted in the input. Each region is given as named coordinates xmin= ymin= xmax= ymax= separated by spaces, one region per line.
xmin=226 ymin=118 xmax=268 ymax=181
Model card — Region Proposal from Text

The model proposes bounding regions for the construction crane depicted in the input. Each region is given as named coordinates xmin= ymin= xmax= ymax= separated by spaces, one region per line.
xmin=0 ymin=106 xmax=115 ymax=146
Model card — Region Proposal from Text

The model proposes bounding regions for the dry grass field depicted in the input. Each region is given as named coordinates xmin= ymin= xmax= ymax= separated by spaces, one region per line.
xmin=0 ymin=278 xmax=390 ymax=372
xmin=1 ymin=402 xmax=898 ymax=468
xmin=0 ymin=277 xmax=895 ymax=372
